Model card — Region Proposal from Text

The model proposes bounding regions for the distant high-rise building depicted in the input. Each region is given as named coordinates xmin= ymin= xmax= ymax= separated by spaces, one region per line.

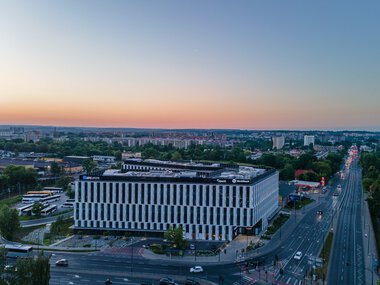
xmin=272 ymin=136 xmax=285 ymax=150
xmin=304 ymin=135 xmax=315 ymax=147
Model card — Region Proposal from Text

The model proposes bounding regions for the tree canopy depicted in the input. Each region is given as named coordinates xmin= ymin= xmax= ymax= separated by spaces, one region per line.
xmin=164 ymin=226 xmax=187 ymax=249
xmin=0 ymin=205 xmax=20 ymax=240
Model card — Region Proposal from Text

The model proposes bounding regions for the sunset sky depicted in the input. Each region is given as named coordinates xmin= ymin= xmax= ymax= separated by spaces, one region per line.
xmin=0 ymin=1 xmax=379 ymax=130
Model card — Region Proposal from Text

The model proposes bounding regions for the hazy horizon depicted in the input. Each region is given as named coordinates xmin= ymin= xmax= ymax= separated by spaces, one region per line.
xmin=0 ymin=123 xmax=378 ymax=133
xmin=1 ymin=1 xmax=379 ymax=130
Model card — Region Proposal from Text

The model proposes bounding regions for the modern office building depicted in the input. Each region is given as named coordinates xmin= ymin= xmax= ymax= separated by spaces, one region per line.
xmin=272 ymin=136 xmax=285 ymax=150
xmin=74 ymin=159 xmax=279 ymax=241
xmin=304 ymin=135 xmax=315 ymax=147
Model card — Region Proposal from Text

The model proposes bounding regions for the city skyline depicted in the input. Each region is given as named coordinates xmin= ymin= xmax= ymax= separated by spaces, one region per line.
xmin=1 ymin=1 xmax=379 ymax=131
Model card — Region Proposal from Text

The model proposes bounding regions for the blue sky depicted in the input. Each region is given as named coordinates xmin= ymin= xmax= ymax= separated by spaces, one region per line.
xmin=0 ymin=0 xmax=379 ymax=130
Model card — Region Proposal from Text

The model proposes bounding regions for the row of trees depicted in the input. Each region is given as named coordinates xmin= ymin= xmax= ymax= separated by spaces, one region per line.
xmin=0 ymin=138 xmax=122 ymax=159
xmin=254 ymin=151 xmax=345 ymax=182
xmin=360 ymin=150 xmax=380 ymax=263
xmin=1 ymin=138 xmax=346 ymax=185
xmin=0 ymin=165 xmax=37 ymax=194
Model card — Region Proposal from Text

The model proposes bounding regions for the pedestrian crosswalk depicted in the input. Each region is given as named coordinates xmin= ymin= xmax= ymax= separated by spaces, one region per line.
xmin=233 ymin=275 xmax=256 ymax=285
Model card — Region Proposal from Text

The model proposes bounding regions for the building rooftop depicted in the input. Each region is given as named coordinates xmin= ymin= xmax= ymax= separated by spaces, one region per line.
xmin=81 ymin=159 xmax=274 ymax=185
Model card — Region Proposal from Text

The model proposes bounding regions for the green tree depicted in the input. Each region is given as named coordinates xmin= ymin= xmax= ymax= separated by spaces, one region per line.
xmin=280 ymin=164 xmax=295 ymax=181
xmin=82 ymin=159 xmax=97 ymax=174
xmin=50 ymin=161 xmax=62 ymax=176
xmin=363 ymin=177 xmax=375 ymax=192
xmin=14 ymin=252 xmax=50 ymax=285
xmin=30 ymin=252 xmax=50 ymax=285
xmin=2 ymin=165 xmax=37 ymax=190
xmin=171 ymin=151 xmax=183 ymax=161
xmin=55 ymin=176 xmax=71 ymax=192
xmin=164 ymin=226 xmax=187 ymax=249
xmin=14 ymin=257 xmax=33 ymax=285
xmin=32 ymin=202 xmax=44 ymax=218
xmin=295 ymin=153 xmax=316 ymax=170
xmin=0 ymin=175 xmax=9 ymax=191
xmin=50 ymin=216 xmax=64 ymax=236
xmin=312 ymin=161 xmax=332 ymax=181
xmin=0 ymin=205 xmax=20 ymax=241
xmin=0 ymin=247 xmax=7 ymax=280
xmin=142 ymin=146 xmax=160 ymax=159
xmin=299 ymin=171 xmax=319 ymax=182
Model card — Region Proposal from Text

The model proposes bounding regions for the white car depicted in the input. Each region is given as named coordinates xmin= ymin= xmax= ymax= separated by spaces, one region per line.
xmin=294 ymin=251 xmax=302 ymax=260
xmin=55 ymin=259 xmax=69 ymax=267
xmin=190 ymin=266 xmax=203 ymax=273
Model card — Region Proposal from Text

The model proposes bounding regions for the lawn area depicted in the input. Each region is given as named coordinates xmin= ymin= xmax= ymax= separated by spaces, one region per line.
xmin=0 ymin=195 xmax=21 ymax=208
xmin=50 ymin=217 xmax=74 ymax=236
xmin=314 ymin=232 xmax=333 ymax=280
xmin=266 ymin=213 xmax=290 ymax=235
xmin=14 ymin=224 xmax=45 ymax=243
xmin=44 ymin=217 xmax=74 ymax=245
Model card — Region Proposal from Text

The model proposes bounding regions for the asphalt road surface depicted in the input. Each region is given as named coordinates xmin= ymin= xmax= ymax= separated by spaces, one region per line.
xmin=49 ymin=250 xmax=238 ymax=285
xmin=328 ymin=158 xmax=365 ymax=285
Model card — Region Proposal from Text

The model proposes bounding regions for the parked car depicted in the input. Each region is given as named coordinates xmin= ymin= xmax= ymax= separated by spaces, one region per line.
xmin=190 ymin=266 xmax=204 ymax=273
xmin=55 ymin=259 xmax=69 ymax=267
xmin=294 ymin=251 xmax=302 ymax=260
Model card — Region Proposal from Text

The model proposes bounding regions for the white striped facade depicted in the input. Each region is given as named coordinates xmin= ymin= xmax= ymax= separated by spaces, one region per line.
xmin=74 ymin=171 xmax=279 ymax=241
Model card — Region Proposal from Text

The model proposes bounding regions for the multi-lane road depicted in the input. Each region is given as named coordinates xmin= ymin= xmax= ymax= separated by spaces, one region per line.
xmin=270 ymin=186 xmax=335 ymax=284
xmin=44 ymin=154 xmax=371 ymax=285
xmin=49 ymin=250 xmax=237 ymax=285
xmin=328 ymin=158 xmax=366 ymax=285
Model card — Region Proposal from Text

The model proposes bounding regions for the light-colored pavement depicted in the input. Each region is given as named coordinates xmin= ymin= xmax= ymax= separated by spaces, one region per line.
xmin=141 ymin=234 xmax=259 ymax=264
xmin=363 ymin=192 xmax=379 ymax=285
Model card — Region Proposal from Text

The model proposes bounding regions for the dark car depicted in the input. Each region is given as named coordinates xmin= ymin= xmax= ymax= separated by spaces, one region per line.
xmin=185 ymin=278 xmax=199 ymax=285
xmin=159 ymin=277 xmax=178 ymax=285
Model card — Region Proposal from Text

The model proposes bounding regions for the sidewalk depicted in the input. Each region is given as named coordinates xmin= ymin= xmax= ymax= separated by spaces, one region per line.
xmin=141 ymin=235 xmax=258 ymax=265
xmin=363 ymin=193 xmax=379 ymax=285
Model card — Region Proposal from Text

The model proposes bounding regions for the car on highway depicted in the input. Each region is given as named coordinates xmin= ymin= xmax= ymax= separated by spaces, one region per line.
xmin=159 ymin=277 xmax=178 ymax=285
xmin=294 ymin=251 xmax=302 ymax=260
xmin=190 ymin=266 xmax=203 ymax=273
xmin=55 ymin=259 xmax=69 ymax=267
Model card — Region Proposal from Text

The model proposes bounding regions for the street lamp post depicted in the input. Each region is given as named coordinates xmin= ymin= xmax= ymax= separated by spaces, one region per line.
xmin=131 ymin=245 xmax=133 ymax=275
xmin=368 ymin=224 xmax=370 ymax=254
